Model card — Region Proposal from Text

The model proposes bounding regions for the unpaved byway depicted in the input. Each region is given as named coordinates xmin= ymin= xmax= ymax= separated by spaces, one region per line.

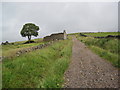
xmin=64 ymin=37 xmax=119 ymax=88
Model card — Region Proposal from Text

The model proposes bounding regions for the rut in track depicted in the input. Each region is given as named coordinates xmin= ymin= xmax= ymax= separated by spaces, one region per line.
xmin=64 ymin=37 xmax=119 ymax=88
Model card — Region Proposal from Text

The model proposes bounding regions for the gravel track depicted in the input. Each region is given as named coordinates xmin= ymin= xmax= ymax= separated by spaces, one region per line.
xmin=64 ymin=37 xmax=119 ymax=88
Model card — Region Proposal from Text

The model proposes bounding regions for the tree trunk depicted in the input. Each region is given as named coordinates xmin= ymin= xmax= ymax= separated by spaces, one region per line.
xmin=28 ymin=36 xmax=31 ymax=43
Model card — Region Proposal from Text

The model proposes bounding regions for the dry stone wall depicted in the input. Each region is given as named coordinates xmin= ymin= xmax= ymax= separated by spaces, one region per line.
xmin=1 ymin=41 xmax=54 ymax=60
xmin=16 ymin=42 xmax=52 ymax=56
xmin=80 ymin=33 xmax=120 ymax=39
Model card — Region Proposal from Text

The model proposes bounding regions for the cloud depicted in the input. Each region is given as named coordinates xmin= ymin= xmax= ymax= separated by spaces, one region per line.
xmin=2 ymin=2 xmax=118 ymax=42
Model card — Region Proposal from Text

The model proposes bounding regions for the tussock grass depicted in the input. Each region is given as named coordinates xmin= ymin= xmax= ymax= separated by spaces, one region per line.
xmin=2 ymin=38 xmax=72 ymax=88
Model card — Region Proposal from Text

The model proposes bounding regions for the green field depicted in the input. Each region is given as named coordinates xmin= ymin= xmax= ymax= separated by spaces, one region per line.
xmin=83 ymin=32 xmax=120 ymax=37
xmin=77 ymin=32 xmax=119 ymax=67
xmin=2 ymin=38 xmax=72 ymax=88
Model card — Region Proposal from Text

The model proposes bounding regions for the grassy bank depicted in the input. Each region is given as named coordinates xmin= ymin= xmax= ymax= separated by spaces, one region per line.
xmin=77 ymin=33 xmax=119 ymax=68
xmin=2 ymin=38 xmax=72 ymax=88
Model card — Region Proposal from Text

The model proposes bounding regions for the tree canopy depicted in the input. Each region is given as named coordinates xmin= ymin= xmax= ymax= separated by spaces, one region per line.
xmin=20 ymin=23 xmax=39 ymax=42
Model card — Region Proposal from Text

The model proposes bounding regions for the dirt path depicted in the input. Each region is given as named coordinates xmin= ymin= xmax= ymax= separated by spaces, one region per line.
xmin=64 ymin=37 xmax=119 ymax=88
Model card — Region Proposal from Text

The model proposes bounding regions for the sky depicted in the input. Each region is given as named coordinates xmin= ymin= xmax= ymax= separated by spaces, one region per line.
xmin=0 ymin=1 xmax=119 ymax=42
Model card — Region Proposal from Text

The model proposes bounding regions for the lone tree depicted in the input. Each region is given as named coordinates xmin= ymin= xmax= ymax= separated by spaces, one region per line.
xmin=20 ymin=23 xmax=39 ymax=43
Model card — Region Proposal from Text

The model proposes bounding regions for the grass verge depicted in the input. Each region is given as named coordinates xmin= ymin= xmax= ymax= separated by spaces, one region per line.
xmin=90 ymin=46 xmax=119 ymax=67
